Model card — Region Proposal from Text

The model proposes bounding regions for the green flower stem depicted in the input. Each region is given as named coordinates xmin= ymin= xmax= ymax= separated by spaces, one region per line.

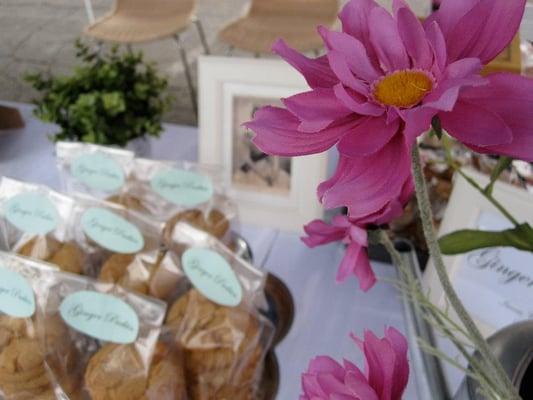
xmin=376 ymin=230 xmax=503 ymax=398
xmin=411 ymin=144 xmax=520 ymax=399
xmin=442 ymin=136 xmax=520 ymax=227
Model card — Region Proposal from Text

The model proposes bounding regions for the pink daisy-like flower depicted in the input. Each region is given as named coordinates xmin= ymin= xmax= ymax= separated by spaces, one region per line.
xmin=245 ymin=0 xmax=533 ymax=214
xmin=302 ymin=168 xmax=412 ymax=292
xmin=300 ymin=327 xmax=410 ymax=400
xmin=302 ymin=215 xmax=375 ymax=291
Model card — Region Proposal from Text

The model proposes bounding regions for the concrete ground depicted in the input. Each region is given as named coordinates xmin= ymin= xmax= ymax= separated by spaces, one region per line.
xmin=0 ymin=0 xmax=254 ymax=126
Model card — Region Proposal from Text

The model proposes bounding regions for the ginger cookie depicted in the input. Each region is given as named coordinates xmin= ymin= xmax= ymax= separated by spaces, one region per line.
xmin=145 ymin=341 xmax=187 ymax=400
xmin=0 ymin=338 xmax=53 ymax=398
xmin=84 ymin=344 xmax=147 ymax=400
xmin=49 ymin=242 xmax=84 ymax=274
xmin=165 ymin=290 xmax=263 ymax=399
xmin=0 ymin=316 xmax=28 ymax=350
xmin=164 ymin=209 xmax=230 ymax=243
xmin=106 ymin=194 xmax=148 ymax=214
xmin=99 ymin=254 xmax=155 ymax=295
xmin=17 ymin=236 xmax=61 ymax=261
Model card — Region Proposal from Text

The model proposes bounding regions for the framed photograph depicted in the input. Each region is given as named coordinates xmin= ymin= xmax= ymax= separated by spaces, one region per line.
xmin=423 ymin=169 xmax=533 ymax=338
xmin=198 ymin=56 xmax=329 ymax=231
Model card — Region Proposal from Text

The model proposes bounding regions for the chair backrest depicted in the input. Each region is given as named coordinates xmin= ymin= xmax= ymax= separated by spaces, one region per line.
xmin=249 ymin=0 xmax=339 ymax=20
xmin=113 ymin=0 xmax=195 ymax=18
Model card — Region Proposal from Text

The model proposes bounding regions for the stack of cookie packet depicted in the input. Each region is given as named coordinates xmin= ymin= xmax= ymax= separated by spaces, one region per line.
xmin=0 ymin=143 xmax=275 ymax=400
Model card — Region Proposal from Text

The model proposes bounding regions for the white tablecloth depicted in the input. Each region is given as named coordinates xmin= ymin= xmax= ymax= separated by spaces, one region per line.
xmin=0 ymin=102 xmax=423 ymax=399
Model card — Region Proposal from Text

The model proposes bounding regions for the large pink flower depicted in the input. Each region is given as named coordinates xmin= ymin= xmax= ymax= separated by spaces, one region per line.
xmin=245 ymin=0 xmax=533 ymax=212
xmin=301 ymin=327 xmax=409 ymax=400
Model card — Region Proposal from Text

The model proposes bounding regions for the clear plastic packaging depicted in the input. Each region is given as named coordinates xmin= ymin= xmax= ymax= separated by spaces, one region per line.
xmin=69 ymin=194 xmax=165 ymax=294
xmin=158 ymin=222 xmax=274 ymax=399
xmin=112 ymin=159 xmax=238 ymax=244
xmin=0 ymin=177 xmax=83 ymax=274
xmin=0 ymin=252 xmax=57 ymax=399
xmin=36 ymin=271 xmax=176 ymax=399
xmin=56 ymin=142 xmax=134 ymax=200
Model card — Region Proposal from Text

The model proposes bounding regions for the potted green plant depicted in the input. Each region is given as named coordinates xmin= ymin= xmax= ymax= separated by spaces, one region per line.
xmin=25 ymin=40 xmax=172 ymax=155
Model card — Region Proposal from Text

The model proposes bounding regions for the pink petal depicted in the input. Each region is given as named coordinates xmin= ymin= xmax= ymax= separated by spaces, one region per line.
xmin=439 ymin=100 xmax=513 ymax=147
xmin=348 ymin=224 xmax=368 ymax=247
xmin=302 ymin=219 xmax=347 ymax=248
xmin=319 ymin=26 xmax=380 ymax=82
xmin=302 ymin=373 xmax=328 ymax=397
xmin=424 ymin=21 xmax=447 ymax=76
xmin=334 ymin=84 xmax=384 ymax=117
xmin=320 ymin=135 xmax=411 ymax=220
xmin=309 ymin=356 xmax=347 ymax=379
xmin=344 ymin=359 xmax=366 ymax=379
xmin=327 ymin=50 xmax=371 ymax=95
xmin=337 ymin=242 xmax=376 ymax=292
xmin=246 ymin=106 xmax=354 ymax=156
xmin=368 ymin=7 xmax=410 ymax=72
xmin=443 ymin=1 xmax=492 ymax=62
xmin=337 ymin=116 xmax=399 ymax=157
xmin=425 ymin=0 xmax=477 ymax=38
xmin=345 ymin=372 xmax=380 ymax=400
xmin=396 ymin=6 xmax=432 ymax=69
xmin=331 ymin=214 xmax=353 ymax=229
xmin=385 ymin=327 xmax=410 ymax=399
xmin=283 ymin=88 xmax=353 ymax=133
xmin=440 ymin=0 xmax=526 ymax=64
xmin=339 ymin=0 xmax=382 ymax=69
xmin=402 ymin=107 xmax=437 ymax=145
xmin=316 ymin=374 xmax=353 ymax=396
xmin=421 ymin=58 xmax=485 ymax=112
xmin=457 ymin=73 xmax=533 ymax=161
xmin=273 ymin=39 xmax=338 ymax=89
xmin=362 ymin=331 xmax=397 ymax=400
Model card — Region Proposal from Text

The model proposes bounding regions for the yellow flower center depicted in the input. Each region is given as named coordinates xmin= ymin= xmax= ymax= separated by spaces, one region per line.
xmin=373 ymin=70 xmax=433 ymax=108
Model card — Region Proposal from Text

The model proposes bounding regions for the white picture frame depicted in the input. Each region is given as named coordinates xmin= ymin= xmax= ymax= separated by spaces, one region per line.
xmin=423 ymin=169 xmax=533 ymax=337
xmin=198 ymin=56 xmax=329 ymax=232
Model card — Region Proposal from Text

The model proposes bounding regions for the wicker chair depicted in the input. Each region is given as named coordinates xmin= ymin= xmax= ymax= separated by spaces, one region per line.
xmin=84 ymin=0 xmax=210 ymax=117
xmin=219 ymin=0 xmax=339 ymax=55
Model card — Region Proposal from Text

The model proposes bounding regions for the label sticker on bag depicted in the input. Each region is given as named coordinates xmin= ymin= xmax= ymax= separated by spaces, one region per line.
xmin=71 ymin=153 xmax=125 ymax=192
xmin=0 ymin=266 xmax=36 ymax=318
xmin=4 ymin=193 xmax=59 ymax=234
xmin=81 ymin=208 xmax=144 ymax=254
xmin=151 ymin=169 xmax=213 ymax=207
xmin=60 ymin=291 xmax=139 ymax=343
xmin=182 ymin=248 xmax=243 ymax=307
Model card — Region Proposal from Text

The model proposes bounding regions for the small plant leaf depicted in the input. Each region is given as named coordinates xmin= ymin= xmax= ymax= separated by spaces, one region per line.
xmin=439 ymin=224 xmax=533 ymax=255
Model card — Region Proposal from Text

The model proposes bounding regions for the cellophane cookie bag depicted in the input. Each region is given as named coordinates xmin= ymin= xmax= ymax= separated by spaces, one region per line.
xmin=35 ymin=271 xmax=187 ymax=399
xmin=56 ymin=142 xmax=134 ymax=200
xmin=0 ymin=177 xmax=83 ymax=274
xmin=112 ymin=159 xmax=237 ymax=244
xmin=158 ymin=222 xmax=274 ymax=400
xmin=69 ymin=194 xmax=165 ymax=294
xmin=0 ymin=251 xmax=58 ymax=399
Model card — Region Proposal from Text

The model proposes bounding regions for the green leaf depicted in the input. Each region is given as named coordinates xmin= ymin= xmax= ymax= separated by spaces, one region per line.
xmin=485 ymin=156 xmax=513 ymax=196
xmin=439 ymin=224 xmax=533 ymax=255
xmin=101 ymin=92 xmax=126 ymax=115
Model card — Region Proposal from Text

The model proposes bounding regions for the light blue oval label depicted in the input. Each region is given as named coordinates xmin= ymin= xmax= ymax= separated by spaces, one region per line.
xmin=4 ymin=193 xmax=59 ymax=235
xmin=182 ymin=248 xmax=243 ymax=307
xmin=60 ymin=291 xmax=139 ymax=344
xmin=151 ymin=169 xmax=214 ymax=207
xmin=0 ymin=266 xmax=36 ymax=318
xmin=71 ymin=153 xmax=125 ymax=192
xmin=81 ymin=208 xmax=144 ymax=254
